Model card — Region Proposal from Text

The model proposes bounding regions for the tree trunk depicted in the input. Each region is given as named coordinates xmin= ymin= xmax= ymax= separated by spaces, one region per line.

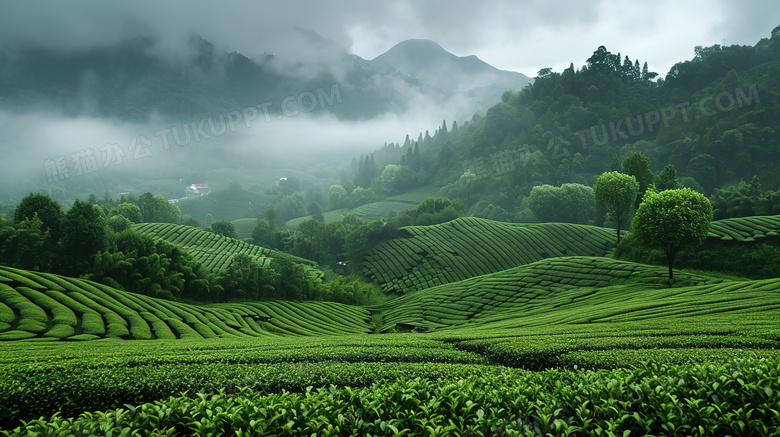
xmin=666 ymin=249 xmax=675 ymax=283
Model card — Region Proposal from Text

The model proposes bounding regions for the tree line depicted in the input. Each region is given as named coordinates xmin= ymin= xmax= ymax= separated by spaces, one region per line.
xmin=0 ymin=192 xmax=384 ymax=305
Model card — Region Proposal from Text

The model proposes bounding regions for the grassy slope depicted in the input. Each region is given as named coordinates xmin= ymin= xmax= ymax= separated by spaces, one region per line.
xmin=363 ymin=217 xmax=617 ymax=293
xmin=373 ymin=255 xmax=777 ymax=332
xmin=3 ymin=254 xmax=778 ymax=344
xmin=0 ymin=265 xmax=371 ymax=341
xmin=707 ymin=214 xmax=780 ymax=242
xmin=134 ymin=223 xmax=320 ymax=277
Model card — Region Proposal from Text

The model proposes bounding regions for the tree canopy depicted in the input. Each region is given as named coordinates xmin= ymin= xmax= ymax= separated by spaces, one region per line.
xmin=631 ymin=188 xmax=713 ymax=281
xmin=593 ymin=171 xmax=639 ymax=243
xmin=529 ymin=183 xmax=595 ymax=224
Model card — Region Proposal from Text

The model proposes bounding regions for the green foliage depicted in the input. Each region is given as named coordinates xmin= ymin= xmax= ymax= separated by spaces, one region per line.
xmin=306 ymin=201 xmax=324 ymax=223
xmin=89 ymin=229 xmax=210 ymax=300
xmin=115 ymin=202 xmax=142 ymax=223
xmin=528 ymin=183 xmax=595 ymax=224
xmin=105 ymin=215 xmax=132 ymax=233
xmin=251 ymin=219 xmax=273 ymax=246
xmin=13 ymin=193 xmax=62 ymax=243
xmin=379 ymin=164 xmax=417 ymax=194
xmin=618 ymin=214 xmax=780 ymax=279
xmin=210 ymin=220 xmax=237 ymax=239
xmin=710 ymin=175 xmax=780 ymax=220
xmin=61 ymin=200 xmax=107 ymax=273
xmin=594 ymin=171 xmax=639 ymax=243
xmin=632 ymin=188 xmax=713 ymax=280
xmin=327 ymin=184 xmax=348 ymax=210
xmin=6 ymin=358 xmax=779 ymax=436
xmin=345 ymin=186 xmax=375 ymax=209
xmin=271 ymin=192 xmax=306 ymax=223
xmin=390 ymin=196 xmax=463 ymax=228
xmin=621 ymin=151 xmax=654 ymax=206
xmin=654 ymin=164 xmax=679 ymax=191
xmin=0 ymin=216 xmax=51 ymax=271
xmin=136 ymin=192 xmax=180 ymax=223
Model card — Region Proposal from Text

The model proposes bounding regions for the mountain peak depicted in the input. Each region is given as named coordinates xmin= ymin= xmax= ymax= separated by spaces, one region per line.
xmin=370 ymin=39 xmax=530 ymax=93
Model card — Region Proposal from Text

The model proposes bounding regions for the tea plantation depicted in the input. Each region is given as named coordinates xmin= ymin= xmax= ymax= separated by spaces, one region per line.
xmin=0 ymin=265 xmax=370 ymax=341
xmin=135 ymin=223 xmax=322 ymax=278
xmin=2 ymin=218 xmax=780 ymax=435
xmin=1 ymin=251 xmax=779 ymax=435
xmin=363 ymin=217 xmax=617 ymax=293
xmin=706 ymin=214 xmax=780 ymax=242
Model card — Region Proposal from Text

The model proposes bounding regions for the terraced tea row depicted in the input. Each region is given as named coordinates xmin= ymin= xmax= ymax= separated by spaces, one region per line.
xmin=0 ymin=265 xmax=371 ymax=341
xmin=363 ymin=217 xmax=617 ymax=293
xmin=707 ymin=214 xmax=780 ymax=242
xmin=134 ymin=223 xmax=321 ymax=277
xmin=375 ymin=256 xmax=730 ymax=332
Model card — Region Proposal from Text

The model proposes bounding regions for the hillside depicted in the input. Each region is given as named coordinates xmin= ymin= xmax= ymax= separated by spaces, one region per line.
xmin=706 ymin=214 xmax=780 ymax=241
xmin=347 ymin=28 xmax=780 ymax=226
xmin=0 ymin=265 xmax=370 ymax=341
xmin=362 ymin=217 xmax=616 ymax=293
xmin=374 ymin=256 xmax=726 ymax=331
xmin=134 ymin=223 xmax=321 ymax=276
xmin=2 ymin=257 xmax=779 ymax=433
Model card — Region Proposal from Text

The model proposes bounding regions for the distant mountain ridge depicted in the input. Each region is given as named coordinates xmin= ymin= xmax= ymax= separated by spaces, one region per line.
xmin=0 ymin=35 xmax=530 ymax=123
xmin=371 ymin=39 xmax=532 ymax=94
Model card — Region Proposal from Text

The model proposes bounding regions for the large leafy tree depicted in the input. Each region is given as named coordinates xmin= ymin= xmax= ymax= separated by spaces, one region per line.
xmin=594 ymin=171 xmax=639 ymax=243
xmin=211 ymin=220 xmax=237 ymax=239
xmin=307 ymin=201 xmax=324 ymax=223
xmin=327 ymin=185 xmax=348 ymax=210
xmin=632 ymin=188 xmax=713 ymax=281
xmin=137 ymin=192 xmax=180 ymax=223
xmin=116 ymin=202 xmax=143 ymax=223
xmin=61 ymin=199 xmax=108 ymax=273
xmin=14 ymin=193 xmax=63 ymax=243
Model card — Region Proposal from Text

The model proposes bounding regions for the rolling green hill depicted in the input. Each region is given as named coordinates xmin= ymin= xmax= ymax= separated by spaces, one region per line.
xmin=0 ymin=265 xmax=371 ymax=341
xmin=284 ymin=187 xmax=442 ymax=229
xmin=2 ymin=256 xmax=779 ymax=434
xmin=134 ymin=223 xmax=322 ymax=280
xmin=374 ymin=256 xmax=731 ymax=332
xmin=707 ymin=214 xmax=780 ymax=242
xmin=362 ymin=217 xmax=617 ymax=293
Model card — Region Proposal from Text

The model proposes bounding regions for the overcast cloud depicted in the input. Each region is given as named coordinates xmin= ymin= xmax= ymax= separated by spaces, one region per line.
xmin=1 ymin=0 xmax=778 ymax=77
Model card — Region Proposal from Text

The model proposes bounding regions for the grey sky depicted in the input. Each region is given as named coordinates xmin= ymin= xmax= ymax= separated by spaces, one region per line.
xmin=1 ymin=0 xmax=778 ymax=78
